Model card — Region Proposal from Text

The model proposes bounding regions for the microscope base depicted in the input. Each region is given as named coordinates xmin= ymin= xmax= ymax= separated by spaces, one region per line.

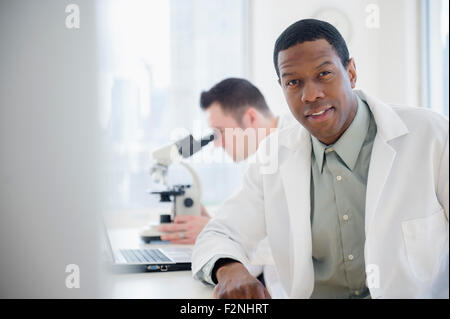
xmin=139 ymin=225 xmax=164 ymax=243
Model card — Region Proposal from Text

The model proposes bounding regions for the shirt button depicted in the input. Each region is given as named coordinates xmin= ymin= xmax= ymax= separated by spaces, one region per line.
xmin=348 ymin=254 xmax=354 ymax=261
xmin=336 ymin=175 xmax=342 ymax=181
xmin=343 ymin=214 xmax=349 ymax=221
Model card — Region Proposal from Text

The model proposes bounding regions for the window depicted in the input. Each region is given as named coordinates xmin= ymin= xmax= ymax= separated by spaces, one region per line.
xmin=421 ymin=0 xmax=449 ymax=116
xmin=98 ymin=0 xmax=248 ymax=212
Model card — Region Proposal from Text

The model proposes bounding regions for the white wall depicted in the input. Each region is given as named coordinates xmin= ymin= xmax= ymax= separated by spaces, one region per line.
xmin=248 ymin=0 xmax=421 ymax=116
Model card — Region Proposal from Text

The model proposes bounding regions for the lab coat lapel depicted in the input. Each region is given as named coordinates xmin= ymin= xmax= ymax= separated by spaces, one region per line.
xmin=279 ymin=128 xmax=315 ymax=298
xmin=356 ymin=90 xmax=409 ymax=235
xmin=365 ymin=135 xmax=396 ymax=235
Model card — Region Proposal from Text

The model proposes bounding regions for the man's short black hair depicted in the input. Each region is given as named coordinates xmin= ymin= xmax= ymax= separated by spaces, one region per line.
xmin=273 ymin=19 xmax=350 ymax=79
xmin=200 ymin=78 xmax=271 ymax=122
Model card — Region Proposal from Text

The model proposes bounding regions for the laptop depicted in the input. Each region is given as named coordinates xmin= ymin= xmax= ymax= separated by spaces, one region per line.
xmin=102 ymin=224 xmax=192 ymax=273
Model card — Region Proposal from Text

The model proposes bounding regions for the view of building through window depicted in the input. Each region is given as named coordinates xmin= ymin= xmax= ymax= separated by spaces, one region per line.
xmin=99 ymin=0 xmax=247 ymax=212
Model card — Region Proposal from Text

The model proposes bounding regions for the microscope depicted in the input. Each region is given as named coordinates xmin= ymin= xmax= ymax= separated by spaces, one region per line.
xmin=140 ymin=133 xmax=215 ymax=243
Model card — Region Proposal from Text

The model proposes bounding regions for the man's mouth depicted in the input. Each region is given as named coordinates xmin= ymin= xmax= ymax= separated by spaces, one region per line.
xmin=306 ymin=106 xmax=335 ymax=121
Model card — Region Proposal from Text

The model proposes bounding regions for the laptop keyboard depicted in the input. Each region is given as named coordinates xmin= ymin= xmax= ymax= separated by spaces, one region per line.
xmin=120 ymin=249 xmax=172 ymax=263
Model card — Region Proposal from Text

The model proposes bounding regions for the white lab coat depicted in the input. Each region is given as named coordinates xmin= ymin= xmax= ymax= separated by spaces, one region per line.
xmin=245 ymin=112 xmax=295 ymax=298
xmin=193 ymin=90 xmax=449 ymax=298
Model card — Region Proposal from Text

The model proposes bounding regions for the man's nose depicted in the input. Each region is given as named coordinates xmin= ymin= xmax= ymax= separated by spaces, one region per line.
xmin=301 ymin=82 xmax=325 ymax=104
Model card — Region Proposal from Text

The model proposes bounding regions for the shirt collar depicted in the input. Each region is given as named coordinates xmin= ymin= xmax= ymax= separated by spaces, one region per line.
xmin=311 ymin=95 xmax=370 ymax=173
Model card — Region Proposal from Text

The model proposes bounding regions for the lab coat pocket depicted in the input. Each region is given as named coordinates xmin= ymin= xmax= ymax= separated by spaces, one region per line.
xmin=402 ymin=209 xmax=449 ymax=282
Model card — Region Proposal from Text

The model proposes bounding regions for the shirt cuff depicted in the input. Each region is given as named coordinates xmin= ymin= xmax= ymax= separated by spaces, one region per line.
xmin=194 ymin=255 xmax=240 ymax=285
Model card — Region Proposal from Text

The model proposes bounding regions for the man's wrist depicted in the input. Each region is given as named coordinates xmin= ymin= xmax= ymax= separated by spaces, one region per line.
xmin=211 ymin=258 xmax=240 ymax=284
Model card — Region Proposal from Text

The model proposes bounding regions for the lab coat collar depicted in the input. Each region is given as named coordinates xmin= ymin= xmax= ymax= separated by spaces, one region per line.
xmin=354 ymin=89 xmax=409 ymax=141
xmin=278 ymin=121 xmax=309 ymax=151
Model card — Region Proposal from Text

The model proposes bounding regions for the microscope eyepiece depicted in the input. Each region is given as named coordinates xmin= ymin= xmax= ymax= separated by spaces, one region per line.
xmin=175 ymin=133 xmax=215 ymax=158
xmin=200 ymin=133 xmax=215 ymax=147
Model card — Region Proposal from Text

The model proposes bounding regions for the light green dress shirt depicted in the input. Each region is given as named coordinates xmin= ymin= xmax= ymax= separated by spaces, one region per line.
xmin=309 ymin=95 xmax=376 ymax=298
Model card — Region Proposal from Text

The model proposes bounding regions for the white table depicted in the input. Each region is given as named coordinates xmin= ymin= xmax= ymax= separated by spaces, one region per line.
xmin=104 ymin=212 xmax=214 ymax=299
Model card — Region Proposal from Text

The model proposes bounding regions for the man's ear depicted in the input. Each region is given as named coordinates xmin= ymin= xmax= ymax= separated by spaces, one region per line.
xmin=346 ymin=58 xmax=357 ymax=88
xmin=241 ymin=107 xmax=258 ymax=128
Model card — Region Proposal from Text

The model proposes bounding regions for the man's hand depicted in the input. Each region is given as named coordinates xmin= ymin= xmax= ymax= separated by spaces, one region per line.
xmin=213 ymin=262 xmax=271 ymax=299
xmin=158 ymin=214 xmax=210 ymax=244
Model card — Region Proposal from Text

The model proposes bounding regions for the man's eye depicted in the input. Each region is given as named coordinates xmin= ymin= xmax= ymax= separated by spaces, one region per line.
xmin=286 ymin=79 xmax=299 ymax=87
xmin=319 ymin=71 xmax=331 ymax=77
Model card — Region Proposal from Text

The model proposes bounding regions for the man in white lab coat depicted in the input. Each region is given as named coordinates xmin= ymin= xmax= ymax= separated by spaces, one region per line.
xmin=192 ymin=19 xmax=449 ymax=298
